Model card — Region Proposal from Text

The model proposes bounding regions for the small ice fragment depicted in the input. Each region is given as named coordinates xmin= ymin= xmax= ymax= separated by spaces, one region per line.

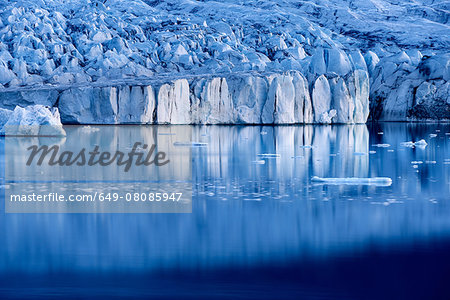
xmin=378 ymin=132 xmax=384 ymax=135
xmin=372 ymin=144 xmax=390 ymax=148
xmin=369 ymin=151 xmax=376 ymax=154
xmin=400 ymin=140 xmax=427 ymax=148
xmin=429 ymin=134 xmax=437 ymax=138
xmin=80 ymin=126 xmax=100 ymax=133
xmin=436 ymin=130 xmax=441 ymax=132
xmin=125 ymin=145 xmax=147 ymax=152
xmin=400 ymin=141 xmax=415 ymax=148
xmin=311 ymin=176 xmax=392 ymax=186
xmin=387 ymin=150 xmax=394 ymax=152
xmin=260 ymin=131 xmax=268 ymax=135
xmin=353 ymin=152 xmax=367 ymax=156
xmin=252 ymin=160 xmax=266 ymax=164
xmin=330 ymin=154 xmax=337 ymax=157
xmin=174 ymin=142 xmax=208 ymax=147
xmin=411 ymin=161 xmax=423 ymax=164
xmin=415 ymin=139 xmax=428 ymax=146
xmin=412 ymin=165 xmax=418 ymax=169
xmin=446 ymin=133 xmax=450 ymax=136
xmin=257 ymin=153 xmax=281 ymax=158
xmin=425 ymin=161 xmax=436 ymax=164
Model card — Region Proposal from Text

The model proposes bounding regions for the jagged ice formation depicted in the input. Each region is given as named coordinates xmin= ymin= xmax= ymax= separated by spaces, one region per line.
xmin=0 ymin=0 xmax=448 ymax=124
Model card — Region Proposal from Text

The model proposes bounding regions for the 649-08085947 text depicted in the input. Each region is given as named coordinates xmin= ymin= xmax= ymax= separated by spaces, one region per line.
xmin=9 ymin=192 xmax=184 ymax=203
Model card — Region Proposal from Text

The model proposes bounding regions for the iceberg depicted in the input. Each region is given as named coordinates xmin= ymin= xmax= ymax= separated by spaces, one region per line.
xmin=0 ymin=105 xmax=65 ymax=136
xmin=311 ymin=176 xmax=392 ymax=186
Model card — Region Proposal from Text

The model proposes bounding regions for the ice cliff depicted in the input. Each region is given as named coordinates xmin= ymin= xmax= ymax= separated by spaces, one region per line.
xmin=0 ymin=0 xmax=448 ymax=124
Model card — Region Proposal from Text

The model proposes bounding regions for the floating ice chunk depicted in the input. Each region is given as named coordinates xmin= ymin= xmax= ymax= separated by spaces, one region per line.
xmin=372 ymin=144 xmax=391 ymax=148
xmin=400 ymin=139 xmax=428 ymax=148
xmin=311 ymin=176 xmax=392 ymax=186
xmin=411 ymin=161 xmax=423 ymax=164
xmin=299 ymin=145 xmax=313 ymax=149
xmin=174 ymin=142 xmax=208 ymax=147
xmin=412 ymin=165 xmax=419 ymax=169
xmin=251 ymin=160 xmax=266 ymax=164
xmin=400 ymin=141 xmax=415 ymax=148
xmin=429 ymin=134 xmax=437 ymax=138
xmin=80 ymin=126 xmax=100 ymax=133
xmin=260 ymin=131 xmax=268 ymax=135
xmin=446 ymin=133 xmax=450 ymax=136
xmin=369 ymin=151 xmax=376 ymax=154
xmin=415 ymin=139 xmax=428 ymax=146
xmin=125 ymin=145 xmax=148 ymax=153
xmin=425 ymin=161 xmax=436 ymax=164
xmin=353 ymin=152 xmax=367 ymax=156
xmin=378 ymin=132 xmax=384 ymax=135
xmin=257 ymin=153 xmax=281 ymax=158
xmin=387 ymin=149 xmax=394 ymax=152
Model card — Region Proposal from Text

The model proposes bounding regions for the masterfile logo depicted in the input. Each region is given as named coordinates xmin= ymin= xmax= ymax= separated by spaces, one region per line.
xmin=5 ymin=125 xmax=192 ymax=213
xmin=26 ymin=142 xmax=170 ymax=172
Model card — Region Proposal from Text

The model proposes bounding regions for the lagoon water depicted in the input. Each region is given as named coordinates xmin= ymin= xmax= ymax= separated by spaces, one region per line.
xmin=0 ymin=123 xmax=449 ymax=299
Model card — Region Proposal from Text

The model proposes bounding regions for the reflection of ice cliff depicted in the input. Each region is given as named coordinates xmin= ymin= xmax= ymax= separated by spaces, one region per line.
xmin=192 ymin=125 xmax=369 ymax=180
xmin=2 ymin=125 xmax=450 ymax=272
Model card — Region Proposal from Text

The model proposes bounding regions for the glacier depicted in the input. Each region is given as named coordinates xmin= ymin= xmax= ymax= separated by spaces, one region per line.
xmin=0 ymin=0 xmax=448 ymax=124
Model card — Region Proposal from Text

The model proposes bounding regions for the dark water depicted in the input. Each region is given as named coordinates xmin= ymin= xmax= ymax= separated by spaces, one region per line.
xmin=0 ymin=123 xmax=449 ymax=299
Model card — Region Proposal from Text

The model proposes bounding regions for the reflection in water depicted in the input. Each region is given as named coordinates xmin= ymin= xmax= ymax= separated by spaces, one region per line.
xmin=0 ymin=124 xmax=449 ymax=275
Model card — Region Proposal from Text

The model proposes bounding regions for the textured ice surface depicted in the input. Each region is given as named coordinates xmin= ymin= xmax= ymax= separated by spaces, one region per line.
xmin=0 ymin=0 xmax=447 ymax=123
xmin=0 ymin=105 xmax=65 ymax=136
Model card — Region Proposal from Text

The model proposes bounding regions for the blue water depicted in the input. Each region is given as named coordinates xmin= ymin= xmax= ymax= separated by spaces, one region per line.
xmin=0 ymin=123 xmax=449 ymax=299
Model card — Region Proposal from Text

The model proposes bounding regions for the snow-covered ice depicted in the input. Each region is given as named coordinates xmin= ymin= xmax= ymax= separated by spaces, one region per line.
xmin=0 ymin=0 xmax=447 ymax=124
